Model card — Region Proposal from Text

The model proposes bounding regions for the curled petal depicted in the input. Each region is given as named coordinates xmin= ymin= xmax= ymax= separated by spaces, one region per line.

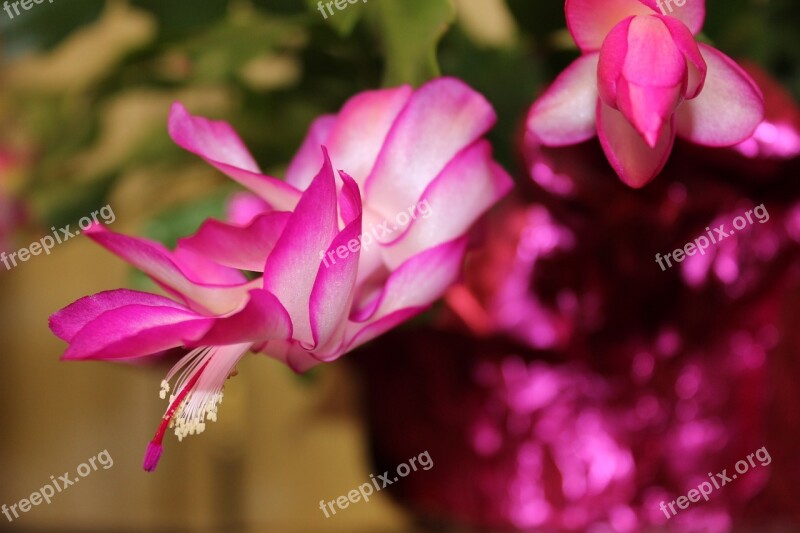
xmin=676 ymin=44 xmax=764 ymax=146
xmin=50 ymin=289 xmax=187 ymax=343
xmin=597 ymin=100 xmax=675 ymax=188
xmin=597 ymin=18 xmax=633 ymax=108
xmin=615 ymin=15 xmax=685 ymax=145
xmin=263 ymin=148 xmax=339 ymax=344
xmin=309 ymin=172 xmax=363 ymax=352
xmin=529 ymin=53 xmax=600 ymax=146
xmin=169 ymin=102 xmax=301 ymax=210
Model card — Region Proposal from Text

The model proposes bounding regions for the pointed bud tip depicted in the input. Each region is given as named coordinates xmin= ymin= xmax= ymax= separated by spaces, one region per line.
xmin=142 ymin=442 xmax=163 ymax=472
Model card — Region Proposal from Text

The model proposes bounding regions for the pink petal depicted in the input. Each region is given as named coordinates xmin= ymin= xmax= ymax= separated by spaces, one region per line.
xmin=528 ymin=53 xmax=601 ymax=146
xmin=382 ymin=140 xmax=512 ymax=269
xmin=168 ymin=102 xmax=301 ymax=210
xmin=169 ymin=102 xmax=260 ymax=172
xmin=597 ymin=18 xmax=632 ymax=108
xmin=226 ymin=192 xmax=271 ymax=225
xmin=289 ymin=307 xmax=424 ymax=371
xmin=638 ymin=0 xmax=705 ymax=35
xmin=615 ymin=15 xmax=685 ymax=145
xmin=263 ymin=148 xmax=339 ymax=344
xmin=62 ymin=304 xmax=213 ymax=361
xmin=309 ymin=172 xmax=362 ymax=352
xmin=284 ymin=115 xmax=337 ymax=190
xmin=178 ymin=211 xmax=291 ymax=272
xmin=352 ymin=236 xmax=468 ymax=323
xmin=189 ymin=290 xmax=293 ymax=347
xmin=676 ymin=44 xmax=764 ymax=146
xmin=341 ymin=308 xmax=425 ymax=358
xmin=173 ymin=246 xmax=248 ymax=286
xmin=85 ymin=225 xmax=253 ymax=315
xmin=326 ymin=86 xmax=414 ymax=189
xmin=566 ymin=0 xmax=654 ymax=51
xmin=50 ymin=289 xmax=187 ymax=342
xmin=597 ymin=100 xmax=675 ymax=188
xmin=658 ymin=14 xmax=706 ymax=98
xmin=365 ymin=77 xmax=496 ymax=220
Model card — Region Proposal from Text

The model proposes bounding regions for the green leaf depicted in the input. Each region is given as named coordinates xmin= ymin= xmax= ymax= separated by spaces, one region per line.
xmin=369 ymin=0 xmax=455 ymax=87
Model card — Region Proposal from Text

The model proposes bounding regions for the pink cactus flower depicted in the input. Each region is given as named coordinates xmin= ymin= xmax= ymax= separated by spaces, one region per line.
xmin=527 ymin=0 xmax=765 ymax=188
xmin=49 ymin=77 xmax=512 ymax=471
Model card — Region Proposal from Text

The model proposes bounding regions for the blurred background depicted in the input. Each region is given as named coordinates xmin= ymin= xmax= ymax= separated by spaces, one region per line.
xmin=1 ymin=0 xmax=799 ymax=531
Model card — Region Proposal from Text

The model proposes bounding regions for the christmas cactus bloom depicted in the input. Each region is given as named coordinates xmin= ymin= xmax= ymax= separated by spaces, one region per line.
xmin=527 ymin=0 xmax=765 ymax=188
xmin=49 ymin=77 xmax=512 ymax=471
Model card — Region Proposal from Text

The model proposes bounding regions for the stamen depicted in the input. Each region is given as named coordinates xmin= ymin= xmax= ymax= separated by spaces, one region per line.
xmin=143 ymin=361 xmax=208 ymax=472
xmin=142 ymin=343 xmax=251 ymax=472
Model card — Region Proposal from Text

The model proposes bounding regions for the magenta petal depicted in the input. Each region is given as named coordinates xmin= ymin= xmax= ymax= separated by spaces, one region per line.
xmin=528 ymin=53 xmax=600 ymax=146
xmin=310 ymin=173 xmax=362 ymax=352
xmin=85 ymin=225 xmax=253 ymax=315
xmin=263 ymin=148 xmax=339 ymax=344
xmin=62 ymin=304 xmax=213 ymax=361
xmin=178 ymin=211 xmax=291 ymax=272
xmin=597 ymin=100 xmax=675 ymax=188
xmin=284 ymin=115 xmax=337 ymax=190
xmin=638 ymin=0 xmax=705 ymax=35
xmin=382 ymin=140 xmax=513 ymax=269
xmin=168 ymin=102 xmax=301 ymax=210
xmin=189 ymin=290 xmax=293 ymax=347
xmin=50 ymin=289 xmax=187 ymax=342
xmin=676 ymin=44 xmax=765 ymax=146
xmin=353 ymin=236 xmax=469 ymax=323
xmin=566 ymin=0 xmax=654 ymax=52
xmin=365 ymin=77 xmax=496 ymax=219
